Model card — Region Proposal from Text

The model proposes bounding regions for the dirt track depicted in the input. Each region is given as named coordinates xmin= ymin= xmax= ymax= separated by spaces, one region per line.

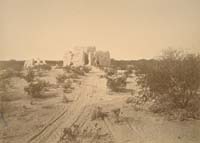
xmin=26 ymin=68 xmax=112 ymax=143
xmin=25 ymin=68 xmax=200 ymax=143
xmin=1 ymin=68 xmax=200 ymax=143
xmin=26 ymin=68 xmax=144 ymax=143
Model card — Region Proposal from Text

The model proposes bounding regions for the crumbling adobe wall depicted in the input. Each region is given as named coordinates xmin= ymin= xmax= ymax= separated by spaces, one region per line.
xmin=95 ymin=51 xmax=111 ymax=67
xmin=63 ymin=47 xmax=111 ymax=67
xmin=24 ymin=58 xmax=46 ymax=68
xmin=63 ymin=47 xmax=86 ymax=67
xmin=87 ymin=47 xmax=96 ymax=66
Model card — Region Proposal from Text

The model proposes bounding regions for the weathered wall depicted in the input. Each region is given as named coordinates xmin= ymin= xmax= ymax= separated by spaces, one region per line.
xmin=24 ymin=58 xmax=46 ymax=68
xmin=63 ymin=47 xmax=111 ymax=67
xmin=95 ymin=51 xmax=111 ymax=67
xmin=87 ymin=47 xmax=96 ymax=66
xmin=24 ymin=59 xmax=34 ymax=68
xmin=63 ymin=47 xmax=86 ymax=67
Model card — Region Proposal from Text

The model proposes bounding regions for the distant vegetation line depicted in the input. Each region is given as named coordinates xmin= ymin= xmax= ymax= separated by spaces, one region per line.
xmin=110 ymin=59 xmax=157 ymax=70
xmin=0 ymin=59 xmax=156 ymax=70
xmin=0 ymin=60 xmax=63 ymax=70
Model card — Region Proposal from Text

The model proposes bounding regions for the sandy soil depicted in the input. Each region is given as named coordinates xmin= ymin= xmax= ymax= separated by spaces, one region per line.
xmin=0 ymin=68 xmax=200 ymax=143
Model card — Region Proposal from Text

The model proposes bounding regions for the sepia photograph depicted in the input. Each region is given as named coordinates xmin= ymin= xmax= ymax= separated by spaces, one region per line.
xmin=0 ymin=0 xmax=200 ymax=143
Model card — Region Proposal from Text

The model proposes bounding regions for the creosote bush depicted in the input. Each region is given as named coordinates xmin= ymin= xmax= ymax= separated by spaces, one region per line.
xmin=106 ymin=74 xmax=127 ymax=92
xmin=0 ymin=60 xmax=24 ymax=72
xmin=24 ymin=69 xmax=35 ymax=82
xmin=63 ymin=80 xmax=73 ymax=93
xmin=34 ymin=64 xmax=52 ymax=71
xmin=71 ymin=66 xmax=85 ymax=76
xmin=56 ymin=74 xmax=68 ymax=84
xmin=104 ymin=67 xmax=128 ymax=92
xmin=104 ymin=68 xmax=117 ymax=76
xmin=0 ymin=69 xmax=21 ymax=101
xmin=24 ymin=79 xmax=49 ymax=98
xmin=0 ymin=69 xmax=15 ymax=121
xmin=111 ymin=108 xmax=121 ymax=123
xmin=0 ymin=71 xmax=12 ymax=98
xmin=91 ymin=106 xmax=108 ymax=121
xmin=81 ymin=66 xmax=92 ymax=73
xmin=135 ymin=48 xmax=200 ymax=120
xmin=124 ymin=65 xmax=134 ymax=77
xmin=63 ymin=65 xmax=91 ymax=76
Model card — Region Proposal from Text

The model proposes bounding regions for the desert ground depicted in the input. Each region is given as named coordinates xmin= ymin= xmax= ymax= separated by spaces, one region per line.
xmin=0 ymin=67 xmax=200 ymax=143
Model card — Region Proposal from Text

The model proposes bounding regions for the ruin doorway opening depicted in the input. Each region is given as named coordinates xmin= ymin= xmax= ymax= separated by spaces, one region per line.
xmin=84 ymin=53 xmax=89 ymax=65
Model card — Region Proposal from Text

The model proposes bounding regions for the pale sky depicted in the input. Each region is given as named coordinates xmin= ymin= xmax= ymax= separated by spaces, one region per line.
xmin=0 ymin=0 xmax=200 ymax=60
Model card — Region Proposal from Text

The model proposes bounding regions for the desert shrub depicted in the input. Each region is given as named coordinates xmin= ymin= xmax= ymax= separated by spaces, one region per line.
xmin=59 ymin=125 xmax=81 ymax=143
xmin=34 ymin=64 xmax=52 ymax=71
xmin=68 ymin=73 xmax=80 ymax=79
xmin=0 ymin=69 xmax=18 ymax=90
xmin=63 ymin=66 xmax=90 ymax=77
xmin=124 ymin=65 xmax=134 ymax=77
xmin=63 ymin=65 xmax=72 ymax=72
xmin=91 ymin=106 xmax=108 ymax=121
xmin=104 ymin=68 xmax=117 ymax=76
xmin=46 ymin=60 xmax=63 ymax=67
xmin=106 ymin=74 xmax=127 ymax=92
xmin=59 ymin=121 xmax=110 ymax=143
xmin=111 ymin=108 xmax=121 ymax=122
xmin=56 ymin=74 xmax=68 ymax=84
xmin=63 ymin=80 xmax=73 ymax=93
xmin=0 ymin=60 xmax=24 ymax=72
xmin=0 ymin=69 xmax=14 ymax=122
xmin=24 ymin=69 xmax=35 ymax=82
xmin=71 ymin=66 xmax=85 ymax=76
xmin=135 ymin=48 xmax=200 ymax=119
xmin=55 ymin=65 xmax=63 ymax=69
xmin=24 ymin=79 xmax=49 ymax=98
xmin=0 ymin=74 xmax=12 ymax=97
xmin=0 ymin=68 xmax=23 ymax=79
xmin=0 ymin=69 xmax=14 ymax=79
xmin=36 ymin=70 xmax=47 ymax=77
xmin=42 ymin=64 xmax=52 ymax=70
xmin=0 ymin=69 xmax=23 ymax=101
xmin=81 ymin=66 xmax=91 ymax=73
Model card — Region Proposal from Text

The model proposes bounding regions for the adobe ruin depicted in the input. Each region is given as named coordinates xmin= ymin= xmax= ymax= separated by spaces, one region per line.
xmin=63 ymin=47 xmax=110 ymax=67
xmin=24 ymin=58 xmax=46 ymax=68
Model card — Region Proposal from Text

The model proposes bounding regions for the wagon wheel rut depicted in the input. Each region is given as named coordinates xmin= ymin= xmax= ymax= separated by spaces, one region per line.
xmin=26 ymin=68 xmax=144 ymax=143
xmin=27 ymin=71 xmax=101 ymax=143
